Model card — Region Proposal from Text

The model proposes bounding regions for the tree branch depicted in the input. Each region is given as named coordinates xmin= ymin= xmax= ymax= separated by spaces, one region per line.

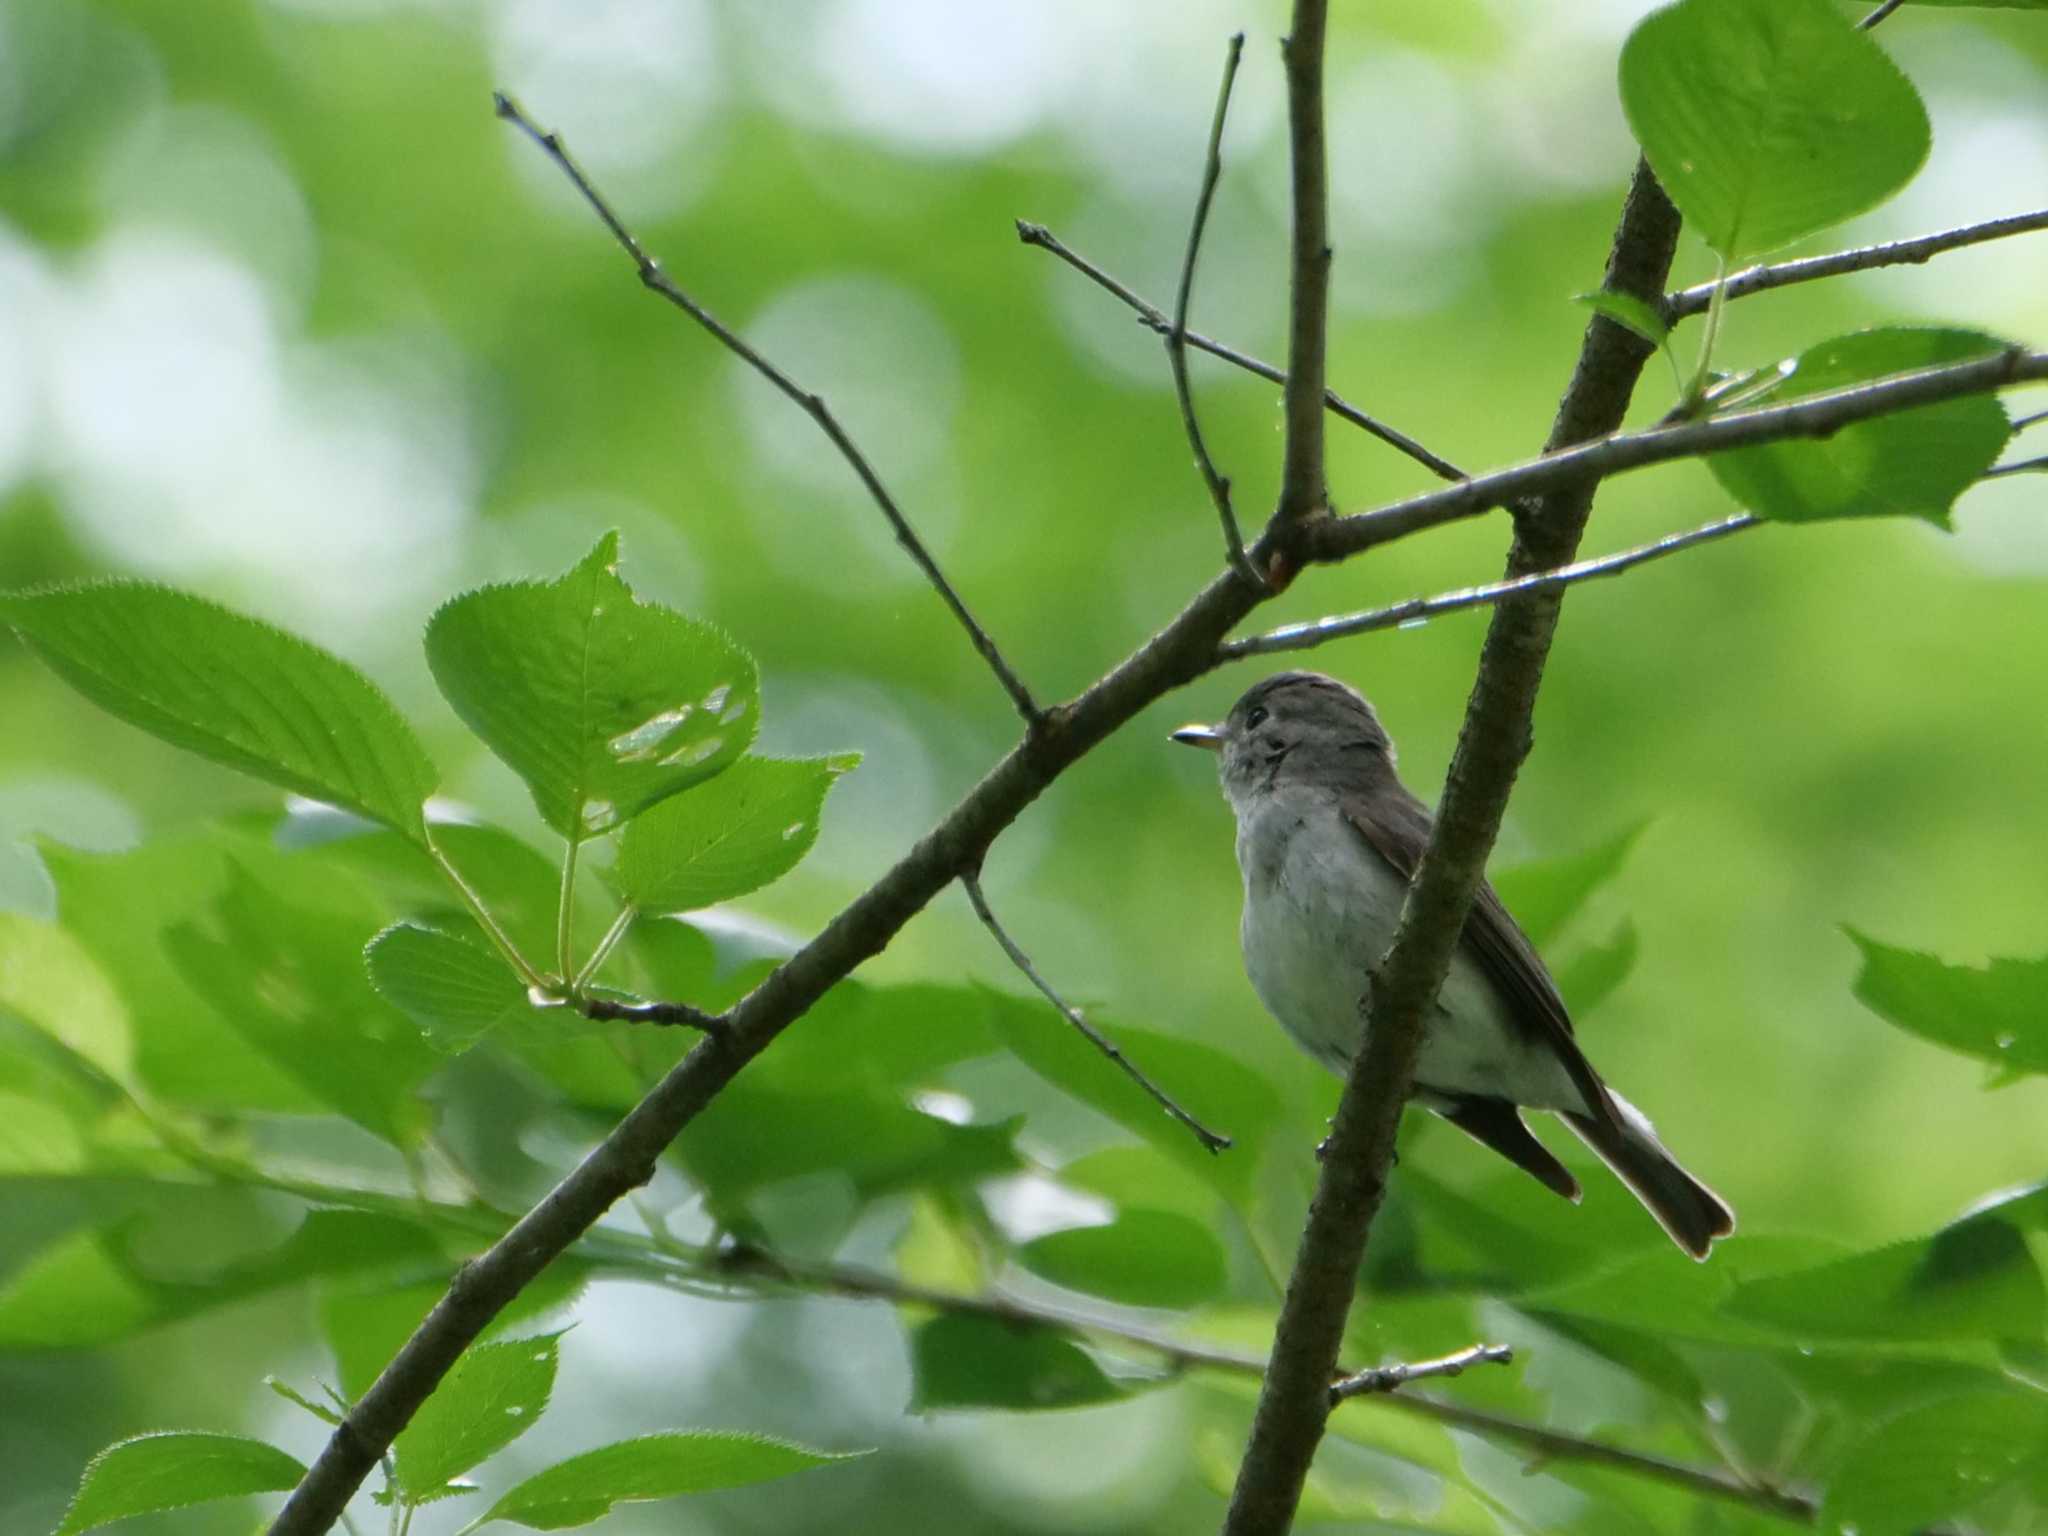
xmin=490 ymin=92 xmax=1042 ymax=727
xmin=1984 ymin=454 xmax=2047 ymax=479
xmin=1219 ymin=157 xmax=1685 ymax=1536
xmin=578 ymin=996 xmax=728 ymax=1033
xmin=959 ymin=869 xmax=1231 ymax=1153
xmin=1223 ymin=514 xmax=1757 ymax=660
xmin=1274 ymin=1 xmax=1332 ymax=528
xmin=1664 ymin=207 xmax=2048 ymax=322
xmin=1169 ymin=33 xmax=1262 ymax=586
xmin=1016 ymin=221 xmax=1468 ymax=482
xmin=1305 ymin=345 xmax=2048 ymax=561
xmin=1329 ymin=1343 xmax=1514 ymax=1403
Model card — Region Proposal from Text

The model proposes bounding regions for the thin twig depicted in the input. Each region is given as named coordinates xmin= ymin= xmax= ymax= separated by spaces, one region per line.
xmin=1308 ymin=347 xmax=2048 ymax=560
xmin=1225 ymin=514 xmax=1757 ymax=659
xmin=1273 ymin=1 xmax=1332 ymax=527
xmin=1984 ymin=454 xmax=2048 ymax=479
xmin=959 ymin=869 xmax=1231 ymax=1154
xmin=492 ymin=92 xmax=1041 ymax=727
xmin=1330 ymin=1343 xmax=1514 ymax=1404
xmin=1665 ymin=208 xmax=2048 ymax=322
xmin=1859 ymin=0 xmax=1907 ymax=27
xmin=1019 ymin=223 xmax=1467 ymax=484
xmin=1169 ymin=33 xmax=1262 ymax=586
xmin=2013 ymin=407 xmax=2048 ymax=434
xmin=579 ymin=996 xmax=728 ymax=1035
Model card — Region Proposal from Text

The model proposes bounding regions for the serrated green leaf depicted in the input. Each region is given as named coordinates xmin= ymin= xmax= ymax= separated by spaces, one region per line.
xmin=460 ymin=1431 xmax=865 ymax=1532
xmin=395 ymin=1333 xmax=562 ymax=1498
xmin=909 ymin=1313 xmax=1128 ymax=1412
xmin=1573 ymin=289 xmax=1669 ymax=347
xmin=1618 ymin=0 xmax=1929 ymax=258
xmin=1 ymin=582 xmax=436 ymax=842
xmin=0 ymin=1209 xmax=440 ymax=1350
xmin=1491 ymin=823 xmax=1646 ymax=949
xmin=367 ymin=923 xmax=528 ymax=1054
xmin=614 ymin=753 xmax=858 ymax=914
xmin=1017 ymin=1208 xmax=1227 ymax=1310
xmin=54 ymin=1431 xmax=306 ymax=1534
xmin=1847 ymin=927 xmax=2048 ymax=1075
xmin=265 ymin=1375 xmax=344 ymax=1426
xmin=1709 ymin=328 xmax=2012 ymax=526
xmin=320 ymin=1262 xmax=591 ymax=1403
xmin=424 ymin=532 xmax=759 ymax=841
xmin=1823 ymin=1392 xmax=2048 ymax=1536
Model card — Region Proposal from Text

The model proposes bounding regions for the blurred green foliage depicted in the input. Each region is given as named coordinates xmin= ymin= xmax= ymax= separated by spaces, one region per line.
xmin=3 ymin=0 xmax=2048 ymax=1533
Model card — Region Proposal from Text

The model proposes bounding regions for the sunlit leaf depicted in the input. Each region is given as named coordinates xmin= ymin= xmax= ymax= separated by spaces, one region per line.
xmin=366 ymin=923 xmax=527 ymax=1054
xmin=0 ymin=911 xmax=133 ymax=1084
xmin=1823 ymin=1392 xmax=2048 ymax=1536
xmin=1708 ymin=328 xmax=2012 ymax=526
xmin=909 ymin=1313 xmax=1128 ymax=1412
xmin=460 ymin=1432 xmax=866 ymax=1531
xmin=1618 ymin=0 xmax=1928 ymax=258
xmin=1846 ymin=927 xmax=2048 ymax=1075
xmin=54 ymin=1432 xmax=305 ymax=1535
xmin=614 ymin=753 xmax=859 ymax=914
xmin=394 ymin=1333 xmax=561 ymax=1499
xmin=424 ymin=532 xmax=758 ymax=841
xmin=1 ymin=582 xmax=436 ymax=841
xmin=1018 ymin=1209 xmax=1228 ymax=1310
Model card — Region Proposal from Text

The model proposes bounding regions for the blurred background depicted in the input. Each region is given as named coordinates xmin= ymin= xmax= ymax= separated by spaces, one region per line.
xmin=2 ymin=0 xmax=2045 ymax=1530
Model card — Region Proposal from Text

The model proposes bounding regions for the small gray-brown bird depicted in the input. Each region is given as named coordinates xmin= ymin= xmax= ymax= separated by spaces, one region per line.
xmin=1174 ymin=670 xmax=1733 ymax=1258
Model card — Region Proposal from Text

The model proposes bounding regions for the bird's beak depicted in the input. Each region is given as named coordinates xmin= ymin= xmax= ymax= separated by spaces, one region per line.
xmin=1170 ymin=722 xmax=1226 ymax=751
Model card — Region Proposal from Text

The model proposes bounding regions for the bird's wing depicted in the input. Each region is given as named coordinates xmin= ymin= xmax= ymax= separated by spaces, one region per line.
xmin=1339 ymin=785 xmax=1617 ymax=1125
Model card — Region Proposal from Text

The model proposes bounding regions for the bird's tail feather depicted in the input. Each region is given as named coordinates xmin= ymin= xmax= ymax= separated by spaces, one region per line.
xmin=1562 ymin=1092 xmax=1734 ymax=1261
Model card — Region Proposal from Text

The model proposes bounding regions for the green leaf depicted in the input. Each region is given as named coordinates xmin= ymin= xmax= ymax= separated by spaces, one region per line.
xmin=461 ymin=1432 xmax=865 ymax=1532
xmin=0 ymin=1209 xmax=441 ymax=1350
xmin=1555 ymin=920 xmax=1638 ymax=1017
xmin=1618 ymin=0 xmax=1929 ymax=258
xmin=1823 ymin=1392 xmax=2048 ymax=1536
xmin=1491 ymin=823 xmax=1646 ymax=949
xmin=909 ymin=1313 xmax=1128 ymax=1412
xmin=0 ymin=911 xmax=134 ymax=1085
xmin=1 ymin=582 xmax=436 ymax=842
xmin=614 ymin=753 xmax=859 ymax=914
xmin=395 ymin=1333 xmax=562 ymax=1498
xmin=367 ymin=923 xmax=528 ymax=1054
xmin=320 ymin=1262 xmax=591 ymax=1403
xmin=54 ymin=1431 xmax=306 ymax=1534
xmin=1017 ymin=1209 xmax=1227 ymax=1309
xmin=1847 ymin=927 xmax=2048 ymax=1075
xmin=1708 ymin=328 xmax=2013 ymax=526
xmin=1573 ymin=290 xmax=1669 ymax=347
xmin=424 ymin=532 xmax=759 ymax=841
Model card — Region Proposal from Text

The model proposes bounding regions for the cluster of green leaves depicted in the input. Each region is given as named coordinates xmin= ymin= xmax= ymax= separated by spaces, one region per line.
xmin=1589 ymin=0 xmax=2021 ymax=526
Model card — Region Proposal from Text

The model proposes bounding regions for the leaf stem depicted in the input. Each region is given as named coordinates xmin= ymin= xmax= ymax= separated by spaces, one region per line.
xmin=556 ymin=836 xmax=580 ymax=986
xmin=1684 ymin=254 xmax=1731 ymax=412
xmin=424 ymin=833 xmax=548 ymax=992
xmin=573 ymin=906 xmax=638 ymax=991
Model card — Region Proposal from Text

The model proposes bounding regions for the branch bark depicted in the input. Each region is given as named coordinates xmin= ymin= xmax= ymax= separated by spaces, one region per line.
xmin=1218 ymin=158 xmax=1684 ymax=1536
xmin=1274 ymin=0 xmax=1332 ymax=527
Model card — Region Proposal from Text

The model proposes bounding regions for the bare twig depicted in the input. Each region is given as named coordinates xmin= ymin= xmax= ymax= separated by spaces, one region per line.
xmin=2013 ymin=407 xmax=2048 ymax=434
xmin=959 ymin=869 xmax=1230 ymax=1154
xmin=1274 ymin=1 xmax=1332 ymax=528
xmin=1984 ymin=454 xmax=2048 ymax=479
xmin=1169 ymin=33 xmax=1262 ymax=586
xmin=1015 ymin=222 xmax=1468 ymax=483
xmin=1860 ymin=0 xmax=1908 ymax=27
xmin=1225 ymin=514 xmax=1757 ymax=660
xmin=1330 ymin=1343 xmax=1514 ymax=1404
xmin=491 ymin=92 xmax=1041 ymax=727
xmin=1220 ymin=156 xmax=1686 ymax=1536
xmin=1307 ymin=346 xmax=2048 ymax=560
xmin=578 ymin=996 xmax=728 ymax=1034
xmin=1665 ymin=208 xmax=2048 ymax=322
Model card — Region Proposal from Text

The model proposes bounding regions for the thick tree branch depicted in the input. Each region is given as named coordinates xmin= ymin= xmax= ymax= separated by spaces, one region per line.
xmin=1016 ymin=221 xmax=1468 ymax=482
xmin=1170 ymin=33 xmax=1262 ymax=586
xmin=959 ymin=869 xmax=1231 ymax=1154
xmin=1274 ymin=1 xmax=1332 ymax=527
xmin=1219 ymin=158 xmax=1685 ymax=1536
xmin=490 ymin=93 xmax=1041 ymax=727
xmin=1306 ymin=346 xmax=2048 ymax=560
xmin=1664 ymin=207 xmax=2048 ymax=322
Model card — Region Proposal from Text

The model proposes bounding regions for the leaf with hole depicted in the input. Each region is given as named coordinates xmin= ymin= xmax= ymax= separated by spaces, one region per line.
xmin=1619 ymin=0 xmax=1929 ymax=258
xmin=1 ymin=582 xmax=436 ymax=842
xmin=614 ymin=753 xmax=859 ymax=914
xmin=424 ymin=531 xmax=758 ymax=841
xmin=394 ymin=1333 xmax=562 ymax=1499
xmin=1708 ymin=328 xmax=2012 ymax=526
xmin=458 ymin=1431 xmax=866 ymax=1532
xmin=54 ymin=1432 xmax=306 ymax=1534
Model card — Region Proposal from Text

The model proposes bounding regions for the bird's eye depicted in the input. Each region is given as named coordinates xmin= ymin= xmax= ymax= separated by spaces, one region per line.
xmin=1245 ymin=705 xmax=1269 ymax=729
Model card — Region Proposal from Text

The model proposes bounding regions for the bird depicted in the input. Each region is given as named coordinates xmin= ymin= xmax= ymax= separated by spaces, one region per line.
xmin=1173 ymin=669 xmax=1734 ymax=1259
